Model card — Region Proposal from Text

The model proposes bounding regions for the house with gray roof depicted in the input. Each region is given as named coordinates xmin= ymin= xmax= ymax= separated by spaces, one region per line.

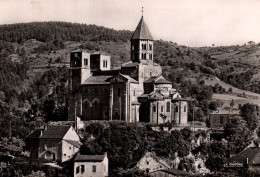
xmin=25 ymin=125 xmax=81 ymax=163
xmin=224 ymin=147 xmax=260 ymax=169
xmin=74 ymin=153 xmax=108 ymax=177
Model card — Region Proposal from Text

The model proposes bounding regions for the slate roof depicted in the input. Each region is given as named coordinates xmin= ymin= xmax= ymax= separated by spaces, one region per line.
xmin=74 ymin=154 xmax=105 ymax=162
xmin=65 ymin=140 xmax=82 ymax=148
xmin=144 ymin=76 xmax=172 ymax=84
xmin=25 ymin=129 xmax=43 ymax=139
xmin=148 ymin=92 xmax=164 ymax=100
xmin=82 ymin=75 xmax=112 ymax=85
xmin=225 ymin=147 xmax=260 ymax=166
xmin=92 ymin=69 xmax=120 ymax=76
xmin=211 ymin=108 xmax=240 ymax=115
xmin=172 ymin=97 xmax=189 ymax=101
xmin=131 ymin=16 xmax=154 ymax=40
xmin=151 ymin=168 xmax=191 ymax=176
xmin=120 ymin=74 xmax=139 ymax=83
xmin=121 ymin=62 xmax=139 ymax=68
xmin=71 ymin=49 xmax=88 ymax=53
xmin=40 ymin=125 xmax=71 ymax=139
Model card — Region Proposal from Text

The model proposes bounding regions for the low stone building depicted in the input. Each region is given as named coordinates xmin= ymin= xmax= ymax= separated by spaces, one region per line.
xmin=74 ymin=153 xmax=108 ymax=177
xmin=224 ymin=147 xmax=260 ymax=169
xmin=135 ymin=152 xmax=171 ymax=173
xmin=25 ymin=125 xmax=81 ymax=163
xmin=209 ymin=108 xmax=240 ymax=128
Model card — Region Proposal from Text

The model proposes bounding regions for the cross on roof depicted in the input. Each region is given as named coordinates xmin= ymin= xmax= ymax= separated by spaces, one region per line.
xmin=142 ymin=7 xmax=144 ymax=16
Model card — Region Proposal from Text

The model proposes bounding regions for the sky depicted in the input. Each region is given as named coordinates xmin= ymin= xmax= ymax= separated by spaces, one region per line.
xmin=1 ymin=0 xmax=260 ymax=47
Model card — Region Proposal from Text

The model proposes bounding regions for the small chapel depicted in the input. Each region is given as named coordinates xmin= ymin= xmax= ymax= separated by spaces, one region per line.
xmin=68 ymin=14 xmax=188 ymax=125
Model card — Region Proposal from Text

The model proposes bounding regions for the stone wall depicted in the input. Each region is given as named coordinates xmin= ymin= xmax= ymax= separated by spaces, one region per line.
xmin=81 ymin=85 xmax=110 ymax=121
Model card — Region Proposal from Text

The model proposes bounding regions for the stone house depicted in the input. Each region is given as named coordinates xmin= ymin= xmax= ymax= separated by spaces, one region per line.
xmin=209 ymin=108 xmax=240 ymax=128
xmin=224 ymin=147 xmax=260 ymax=169
xmin=74 ymin=153 xmax=108 ymax=177
xmin=68 ymin=15 xmax=188 ymax=125
xmin=25 ymin=125 xmax=81 ymax=163
xmin=135 ymin=152 xmax=171 ymax=173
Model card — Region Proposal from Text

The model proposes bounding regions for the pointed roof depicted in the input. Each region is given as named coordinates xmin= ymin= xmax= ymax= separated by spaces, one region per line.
xmin=225 ymin=147 xmax=260 ymax=167
xmin=40 ymin=125 xmax=71 ymax=139
xmin=144 ymin=76 xmax=172 ymax=84
xmin=131 ymin=16 xmax=154 ymax=40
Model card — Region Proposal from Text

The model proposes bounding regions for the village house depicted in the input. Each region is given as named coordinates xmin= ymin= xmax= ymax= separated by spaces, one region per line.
xmin=25 ymin=125 xmax=81 ymax=163
xmin=224 ymin=147 xmax=260 ymax=170
xmin=68 ymin=14 xmax=188 ymax=125
xmin=135 ymin=152 xmax=171 ymax=173
xmin=74 ymin=153 xmax=109 ymax=177
xmin=209 ymin=108 xmax=240 ymax=128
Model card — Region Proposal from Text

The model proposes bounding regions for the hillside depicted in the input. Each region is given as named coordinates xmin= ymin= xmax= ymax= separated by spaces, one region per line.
xmin=0 ymin=21 xmax=260 ymax=124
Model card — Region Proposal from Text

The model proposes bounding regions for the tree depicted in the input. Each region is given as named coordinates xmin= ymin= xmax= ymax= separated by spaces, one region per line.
xmin=240 ymin=103 xmax=260 ymax=131
xmin=224 ymin=118 xmax=251 ymax=153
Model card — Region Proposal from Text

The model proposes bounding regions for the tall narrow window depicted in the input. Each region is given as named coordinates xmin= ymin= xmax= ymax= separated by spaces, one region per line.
xmin=117 ymin=88 xmax=121 ymax=96
xmin=76 ymin=166 xmax=80 ymax=174
xmin=161 ymin=106 xmax=164 ymax=112
xmin=92 ymin=165 xmax=96 ymax=172
xmin=153 ymin=105 xmax=156 ymax=112
xmin=94 ymin=101 xmax=98 ymax=110
xmin=84 ymin=58 xmax=88 ymax=66
xmin=167 ymin=102 xmax=170 ymax=112
xmin=220 ymin=116 xmax=224 ymax=124
xmin=175 ymin=106 xmax=178 ymax=112
xmin=144 ymin=44 xmax=147 ymax=50
xmin=81 ymin=165 xmax=85 ymax=173
xmin=184 ymin=106 xmax=187 ymax=112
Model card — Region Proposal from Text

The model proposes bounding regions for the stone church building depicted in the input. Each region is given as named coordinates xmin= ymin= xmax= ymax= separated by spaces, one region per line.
xmin=68 ymin=15 xmax=188 ymax=125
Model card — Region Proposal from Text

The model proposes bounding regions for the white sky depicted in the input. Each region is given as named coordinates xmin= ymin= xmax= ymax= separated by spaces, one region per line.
xmin=1 ymin=0 xmax=260 ymax=47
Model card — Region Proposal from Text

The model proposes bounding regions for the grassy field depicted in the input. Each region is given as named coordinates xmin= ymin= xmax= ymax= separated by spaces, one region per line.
xmin=203 ymin=75 xmax=260 ymax=107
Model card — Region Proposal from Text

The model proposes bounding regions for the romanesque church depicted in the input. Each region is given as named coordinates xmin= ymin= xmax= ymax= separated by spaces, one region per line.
xmin=68 ymin=15 xmax=188 ymax=125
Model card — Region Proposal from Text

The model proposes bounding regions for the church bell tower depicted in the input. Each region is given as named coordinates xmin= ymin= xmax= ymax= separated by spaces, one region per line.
xmin=131 ymin=11 xmax=154 ymax=63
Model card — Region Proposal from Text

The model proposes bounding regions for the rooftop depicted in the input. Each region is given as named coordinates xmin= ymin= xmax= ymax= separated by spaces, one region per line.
xmin=40 ymin=125 xmax=71 ymax=139
xmin=82 ymin=75 xmax=112 ymax=85
xmin=144 ymin=76 xmax=172 ymax=84
xmin=74 ymin=154 xmax=106 ymax=162
xmin=131 ymin=16 xmax=154 ymax=40
xmin=225 ymin=147 xmax=260 ymax=167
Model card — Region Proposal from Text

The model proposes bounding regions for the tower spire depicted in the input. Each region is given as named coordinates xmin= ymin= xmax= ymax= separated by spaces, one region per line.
xmin=142 ymin=7 xmax=144 ymax=17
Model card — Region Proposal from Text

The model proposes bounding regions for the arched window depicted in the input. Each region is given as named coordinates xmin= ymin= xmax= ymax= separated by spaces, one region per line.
xmin=153 ymin=105 xmax=156 ymax=112
xmin=84 ymin=102 xmax=89 ymax=109
xmin=175 ymin=106 xmax=178 ymax=112
xmin=94 ymin=101 xmax=98 ymax=110
xmin=167 ymin=102 xmax=170 ymax=112
xmin=144 ymin=44 xmax=147 ymax=50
